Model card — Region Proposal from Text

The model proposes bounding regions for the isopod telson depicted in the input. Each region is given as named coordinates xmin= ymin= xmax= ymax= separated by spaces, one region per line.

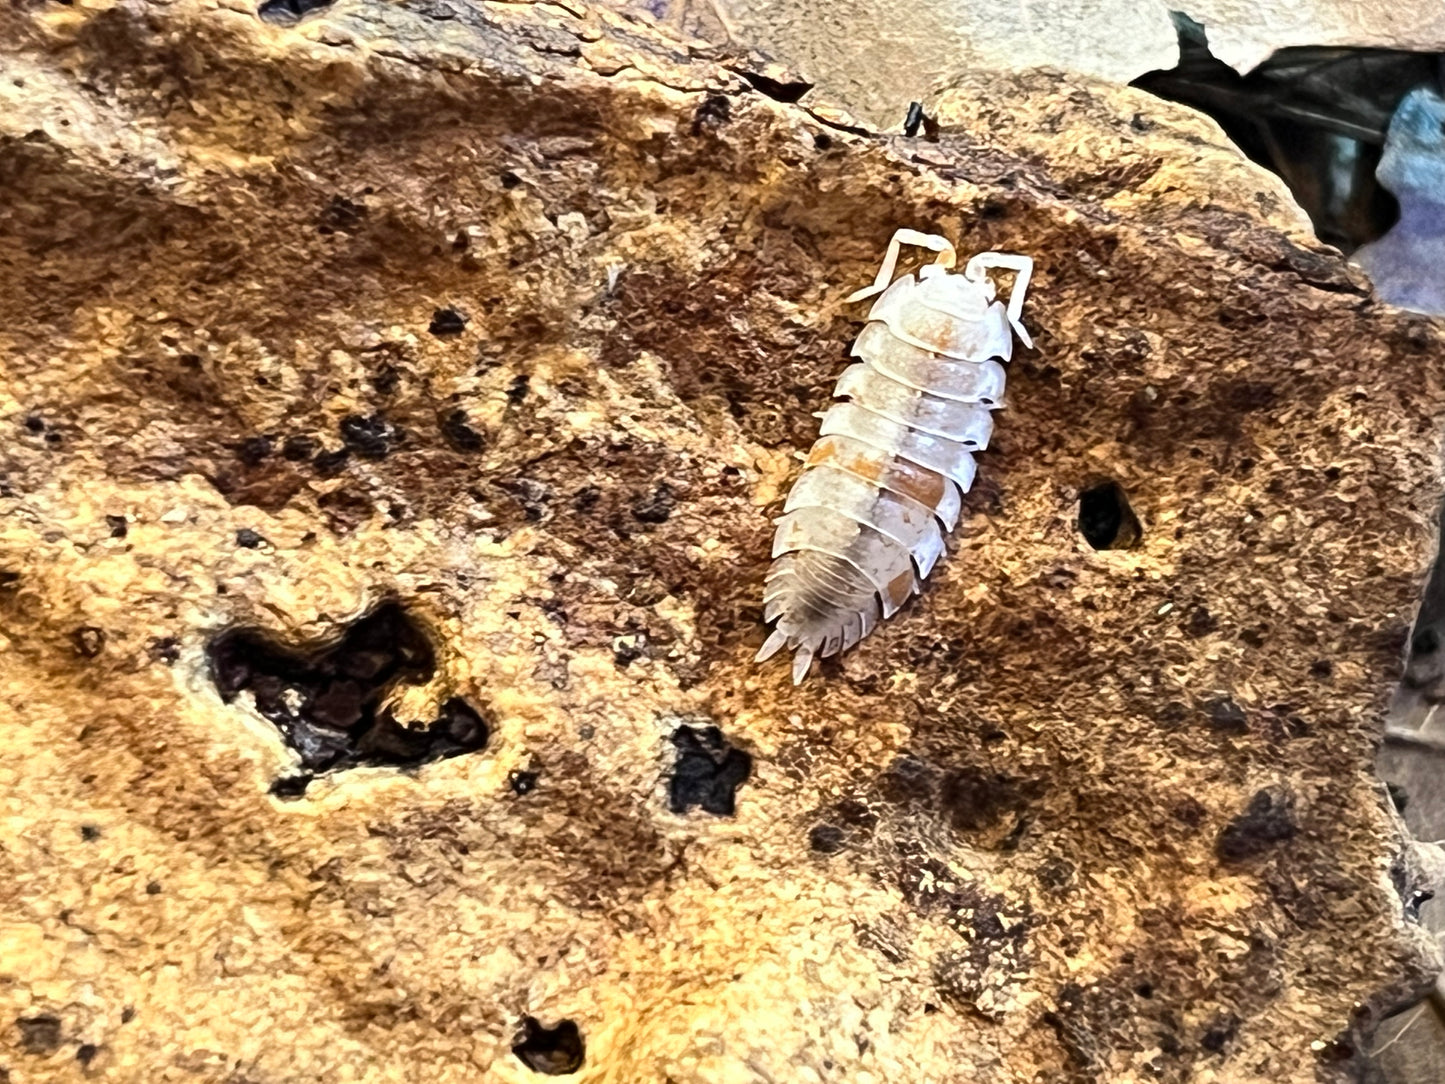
xmin=756 ymin=228 xmax=1035 ymax=683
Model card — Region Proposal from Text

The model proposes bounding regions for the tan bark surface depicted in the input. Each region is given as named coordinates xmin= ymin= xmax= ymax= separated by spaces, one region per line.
xmin=1 ymin=2 xmax=1442 ymax=1081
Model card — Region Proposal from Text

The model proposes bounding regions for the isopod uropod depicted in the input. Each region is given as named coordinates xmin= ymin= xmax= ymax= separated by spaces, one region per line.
xmin=756 ymin=228 xmax=1035 ymax=683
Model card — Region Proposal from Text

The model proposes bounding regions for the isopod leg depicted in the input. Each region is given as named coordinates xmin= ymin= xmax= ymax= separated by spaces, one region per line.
xmin=963 ymin=251 xmax=1034 ymax=348
xmin=792 ymin=645 xmax=816 ymax=685
xmin=845 ymin=229 xmax=958 ymax=303
xmin=755 ymin=628 xmax=789 ymax=662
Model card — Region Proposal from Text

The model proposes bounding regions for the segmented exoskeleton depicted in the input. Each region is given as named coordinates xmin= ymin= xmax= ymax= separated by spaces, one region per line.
xmin=757 ymin=229 xmax=1034 ymax=683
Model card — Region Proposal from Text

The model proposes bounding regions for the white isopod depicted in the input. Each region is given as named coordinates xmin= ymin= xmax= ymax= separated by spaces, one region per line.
xmin=756 ymin=228 xmax=1035 ymax=683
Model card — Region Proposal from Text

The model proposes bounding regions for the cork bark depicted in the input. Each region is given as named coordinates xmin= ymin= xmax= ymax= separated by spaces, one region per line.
xmin=1 ymin=2 xmax=1442 ymax=1081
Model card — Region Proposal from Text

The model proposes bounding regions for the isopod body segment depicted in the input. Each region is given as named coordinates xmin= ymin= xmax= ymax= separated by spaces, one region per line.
xmin=757 ymin=228 xmax=1035 ymax=683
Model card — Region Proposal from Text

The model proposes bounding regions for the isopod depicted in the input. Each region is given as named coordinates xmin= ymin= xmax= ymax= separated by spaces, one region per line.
xmin=756 ymin=228 xmax=1034 ymax=683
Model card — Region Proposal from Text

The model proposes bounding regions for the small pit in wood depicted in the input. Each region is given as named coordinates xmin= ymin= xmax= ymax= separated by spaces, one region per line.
xmin=207 ymin=601 xmax=490 ymax=794
xmin=1078 ymin=480 xmax=1142 ymax=551
xmin=512 ymin=1017 xmax=585 ymax=1076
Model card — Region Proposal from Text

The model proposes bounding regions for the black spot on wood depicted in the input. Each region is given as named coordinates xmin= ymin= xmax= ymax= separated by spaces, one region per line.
xmin=1314 ymin=1035 xmax=1356 ymax=1062
xmin=428 ymin=307 xmax=468 ymax=336
xmin=1171 ymin=796 xmax=1208 ymax=828
xmin=939 ymin=766 xmax=1036 ymax=832
xmin=145 ymin=881 xmax=162 ymax=895
xmin=630 ymin=482 xmax=675 ymax=523
xmin=80 ymin=825 xmax=100 ymax=842
xmin=508 ymin=769 xmax=539 ymax=796
xmin=282 ymin=434 xmax=318 ymax=461
xmin=148 ymin=637 xmax=180 ymax=664
xmin=833 ymin=797 xmax=878 ymax=831
xmin=318 ymin=195 xmax=366 ymax=232
xmin=76 ymin=1043 xmax=98 ymax=1066
xmin=691 ymin=94 xmax=731 ymax=135
xmin=236 ymin=435 xmax=273 ymax=466
xmin=1199 ymin=1013 xmax=1239 ymax=1053
xmin=1203 ymin=697 xmax=1248 ymax=733
xmin=440 ymin=409 xmax=485 ymax=452
xmin=612 ymin=637 xmax=644 ymax=668
xmin=312 ymin=447 xmax=350 ymax=475
xmin=498 ymin=477 xmax=551 ymax=522
xmin=105 ymin=514 xmax=127 ymax=538
xmin=506 ymin=374 xmax=530 ymax=405
xmin=1185 ymin=606 xmax=1217 ymax=637
xmin=16 ymin=1015 xmax=62 ymax=1055
xmin=668 ymin=726 xmax=752 ymax=816
xmin=812 ymin=132 xmax=832 ymax=150
xmin=270 ymin=774 xmax=313 ymax=800
xmin=257 ymin=0 xmax=333 ymax=26
xmin=1038 ymin=858 xmax=1075 ymax=890
xmin=339 ymin=414 xmax=395 ymax=459
xmin=371 ymin=363 xmax=400 ymax=396
xmin=1078 ymin=480 xmax=1141 ymax=550
xmin=809 ymin=824 xmax=845 ymax=853
xmin=70 ymin=627 xmax=105 ymax=658
xmin=24 ymin=415 xmax=44 ymax=432
xmin=572 ymin=486 xmax=601 ymax=513
xmin=499 ymin=170 xmax=522 ymax=189
xmin=236 ymin=528 xmax=266 ymax=549
xmin=1217 ymin=786 xmax=1297 ymax=861
xmin=512 ymin=1017 xmax=585 ymax=1075
xmin=207 ymin=603 xmax=490 ymax=781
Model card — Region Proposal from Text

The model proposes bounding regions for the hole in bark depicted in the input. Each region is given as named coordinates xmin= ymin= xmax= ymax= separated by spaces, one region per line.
xmin=1078 ymin=480 xmax=1141 ymax=550
xmin=1131 ymin=12 xmax=1445 ymax=252
xmin=207 ymin=602 xmax=490 ymax=782
xmin=508 ymin=769 xmax=539 ymax=796
xmin=70 ymin=626 xmax=106 ymax=658
xmin=668 ymin=725 xmax=752 ymax=816
xmin=256 ymin=0 xmax=333 ymax=23
xmin=512 ymin=1017 xmax=585 ymax=1075
xmin=428 ymin=307 xmax=468 ymax=336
